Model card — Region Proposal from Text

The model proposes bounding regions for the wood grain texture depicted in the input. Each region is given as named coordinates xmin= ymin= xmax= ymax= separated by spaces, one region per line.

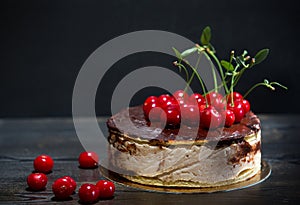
xmin=0 ymin=115 xmax=299 ymax=204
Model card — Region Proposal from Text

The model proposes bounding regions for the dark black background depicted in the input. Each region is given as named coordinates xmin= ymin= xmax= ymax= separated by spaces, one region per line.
xmin=0 ymin=0 xmax=299 ymax=117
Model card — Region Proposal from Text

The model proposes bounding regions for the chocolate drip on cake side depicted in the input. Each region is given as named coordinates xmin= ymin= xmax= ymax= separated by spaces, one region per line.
xmin=229 ymin=140 xmax=261 ymax=165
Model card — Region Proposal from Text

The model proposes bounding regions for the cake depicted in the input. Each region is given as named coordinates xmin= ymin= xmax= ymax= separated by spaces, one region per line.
xmin=106 ymin=105 xmax=261 ymax=187
xmin=104 ymin=26 xmax=286 ymax=188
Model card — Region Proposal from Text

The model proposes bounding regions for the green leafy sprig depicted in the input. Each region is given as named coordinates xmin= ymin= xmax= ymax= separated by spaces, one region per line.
xmin=173 ymin=26 xmax=287 ymax=105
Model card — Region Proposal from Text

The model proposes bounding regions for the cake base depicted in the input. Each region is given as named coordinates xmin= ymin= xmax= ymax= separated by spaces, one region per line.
xmin=100 ymin=160 xmax=271 ymax=193
xmin=107 ymin=106 xmax=262 ymax=188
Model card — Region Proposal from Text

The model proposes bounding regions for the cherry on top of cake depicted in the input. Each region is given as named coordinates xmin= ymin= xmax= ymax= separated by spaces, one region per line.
xmin=107 ymin=105 xmax=260 ymax=144
xmin=141 ymin=26 xmax=287 ymax=130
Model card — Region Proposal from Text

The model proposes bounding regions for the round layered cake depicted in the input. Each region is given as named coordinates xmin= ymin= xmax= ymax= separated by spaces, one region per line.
xmin=106 ymin=105 xmax=261 ymax=187
xmin=102 ymin=26 xmax=285 ymax=188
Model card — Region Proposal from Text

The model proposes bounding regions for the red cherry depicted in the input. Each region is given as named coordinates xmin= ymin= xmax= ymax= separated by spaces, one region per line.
xmin=160 ymin=106 xmax=181 ymax=127
xmin=227 ymin=101 xmax=245 ymax=123
xmin=173 ymin=90 xmax=189 ymax=100
xmin=181 ymin=104 xmax=200 ymax=126
xmin=33 ymin=155 xmax=54 ymax=173
xmin=189 ymin=93 xmax=206 ymax=107
xmin=198 ymin=104 xmax=206 ymax=112
xmin=52 ymin=178 xmax=73 ymax=200
xmin=27 ymin=173 xmax=47 ymax=191
xmin=200 ymin=106 xmax=222 ymax=129
xmin=206 ymin=92 xmax=223 ymax=103
xmin=173 ymin=90 xmax=189 ymax=105
xmin=213 ymin=96 xmax=226 ymax=111
xmin=62 ymin=176 xmax=76 ymax=193
xmin=148 ymin=107 xmax=163 ymax=122
xmin=206 ymin=92 xmax=225 ymax=111
xmin=96 ymin=180 xmax=115 ymax=199
xmin=78 ymin=183 xmax=100 ymax=204
xmin=241 ymin=99 xmax=251 ymax=114
xmin=158 ymin=94 xmax=172 ymax=105
xmin=143 ymin=96 xmax=160 ymax=119
xmin=226 ymin=92 xmax=243 ymax=102
xmin=222 ymin=109 xmax=235 ymax=127
xmin=158 ymin=94 xmax=179 ymax=111
xmin=78 ymin=151 xmax=99 ymax=168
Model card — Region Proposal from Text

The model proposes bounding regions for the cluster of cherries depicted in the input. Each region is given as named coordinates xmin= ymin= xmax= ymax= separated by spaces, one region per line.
xmin=26 ymin=152 xmax=115 ymax=204
xmin=143 ymin=90 xmax=250 ymax=129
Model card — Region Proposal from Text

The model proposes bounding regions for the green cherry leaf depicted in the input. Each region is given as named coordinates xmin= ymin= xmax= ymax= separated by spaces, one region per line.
xmin=254 ymin=48 xmax=269 ymax=65
xmin=221 ymin=60 xmax=234 ymax=71
xmin=172 ymin=47 xmax=183 ymax=60
xmin=200 ymin=26 xmax=211 ymax=46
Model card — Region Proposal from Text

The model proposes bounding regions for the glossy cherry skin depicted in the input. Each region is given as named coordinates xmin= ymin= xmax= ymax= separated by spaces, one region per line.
xmin=33 ymin=155 xmax=54 ymax=173
xmin=222 ymin=109 xmax=235 ymax=127
xmin=206 ymin=92 xmax=223 ymax=103
xmin=27 ymin=173 xmax=48 ymax=191
xmin=227 ymin=101 xmax=245 ymax=123
xmin=226 ymin=92 xmax=243 ymax=103
xmin=62 ymin=176 xmax=76 ymax=193
xmin=96 ymin=180 xmax=115 ymax=199
xmin=173 ymin=90 xmax=189 ymax=105
xmin=241 ymin=99 xmax=251 ymax=114
xmin=78 ymin=151 xmax=99 ymax=168
xmin=157 ymin=94 xmax=172 ymax=106
xmin=143 ymin=96 xmax=160 ymax=119
xmin=160 ymin=105 xmax=181 ymax=127
xmin=147 ymin=107 xmax=163 ymax=122
xmin=212 ymin=96 xmax=226 ymax=111
xmin=206 ymin=92 xmax=225 ymax=111
xmin=158 ymin=94 xmax=179 ymax=111
xmin=189 ymin=93 xmax=206 ymax=107
xmin=181 ymin=104 xmax=200 ymax=126
xmin=198 ymin=104 xmax=206 ymax=112
xmin=200 ymin=106 xmax=222 ymax=129
xmin=52 ymin=178 xmax=73 ymax=200
xmin=78 ymin=183 xmax=100 ymax=204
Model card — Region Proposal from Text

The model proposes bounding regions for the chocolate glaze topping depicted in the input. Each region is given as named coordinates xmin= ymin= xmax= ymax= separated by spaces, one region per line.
xmin=107 ymin=106 xmax=260 ymax=144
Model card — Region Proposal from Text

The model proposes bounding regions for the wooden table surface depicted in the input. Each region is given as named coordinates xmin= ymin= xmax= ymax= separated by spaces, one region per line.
xmin=0 ymin=115 xmax=299 ymax=204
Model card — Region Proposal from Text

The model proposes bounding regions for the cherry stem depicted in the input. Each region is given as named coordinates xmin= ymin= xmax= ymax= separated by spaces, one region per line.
xmin=202 ymin=51 xmax=218 ymax=93
xmin=233 ymin=64 xmax=250 ymax=87
xmin=184 ymin=60 xmax=209 ymax=106
xmin=207 ymin=51 xmax=229 ymax=93
xmin=229 ymin=63 xmax=240 ymax=105
xmin=207 ymin=80 xmax=230 ymax=93
xmin=184 ymin=52 xmax=203 ymax=93
xmin=176 ymin=61 xmax=189 ymax=83
xmin=243 ymin=80 xmax=288 ymax=98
